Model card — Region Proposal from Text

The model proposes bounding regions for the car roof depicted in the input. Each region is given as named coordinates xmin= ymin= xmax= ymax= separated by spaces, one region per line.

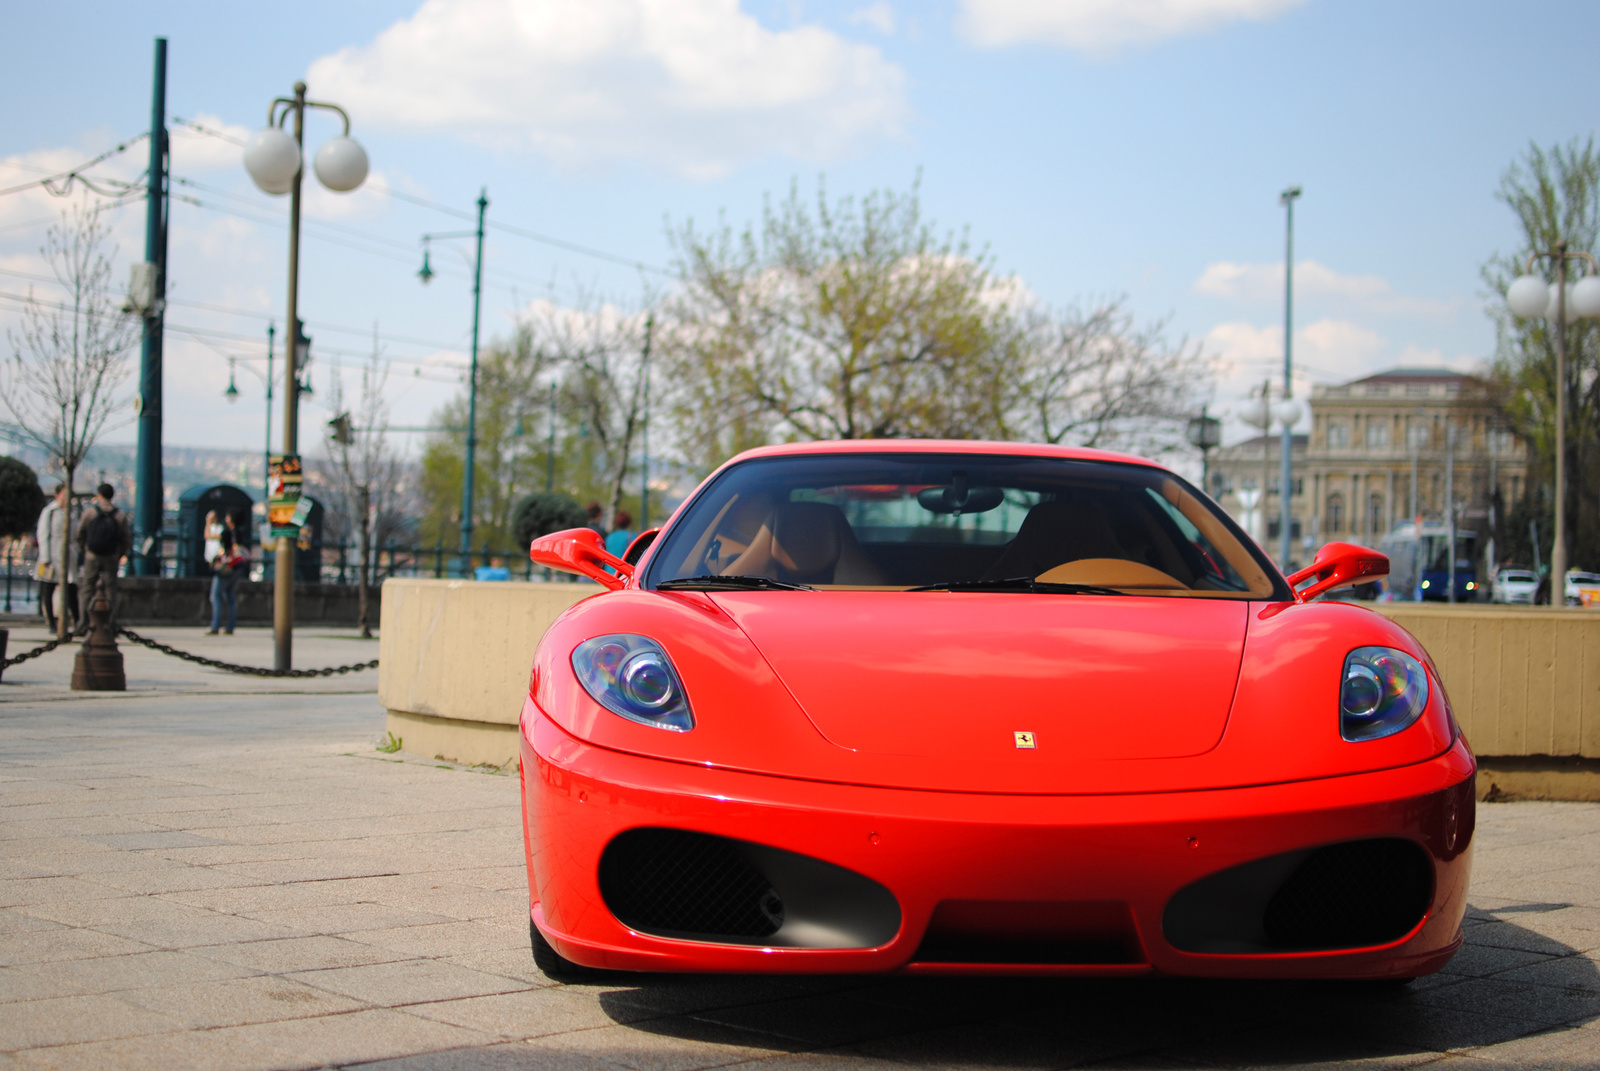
xmin=721 ymin=439 xmax=1165 ymax=470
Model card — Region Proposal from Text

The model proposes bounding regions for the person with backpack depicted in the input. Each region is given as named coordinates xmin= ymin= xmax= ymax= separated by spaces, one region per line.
xmin=206 ymin=529 xmax=247 ymax=635
xmin=76 ymin=483 xmax=133 ymax=628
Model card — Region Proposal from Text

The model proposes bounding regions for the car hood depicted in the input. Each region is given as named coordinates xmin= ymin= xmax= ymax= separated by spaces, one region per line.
xmin=711 ymin=591 xmax=1248 ymax=763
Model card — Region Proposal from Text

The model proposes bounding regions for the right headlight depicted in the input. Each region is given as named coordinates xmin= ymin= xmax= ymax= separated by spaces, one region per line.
xmin=1339 ymin=646 xmax=1428 ymax=742
xmin=571 ymin=634 xmax=694 ymax=732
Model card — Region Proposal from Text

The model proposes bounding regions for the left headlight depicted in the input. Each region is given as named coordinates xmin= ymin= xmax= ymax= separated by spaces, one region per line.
xmin=1340 ymin=646 xmax=1428 ymax=742
xmin=572 ymin=634 xmax=693 ymax=732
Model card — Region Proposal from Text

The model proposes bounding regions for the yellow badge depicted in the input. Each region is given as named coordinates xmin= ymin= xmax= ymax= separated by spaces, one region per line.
xmin=1014 ymin=731 xmax=1036 ymax=749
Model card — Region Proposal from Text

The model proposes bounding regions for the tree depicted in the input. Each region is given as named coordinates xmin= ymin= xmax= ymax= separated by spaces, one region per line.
xmin=419 ymin=323 xmax=555 ymax=555
xmin=0 ymin=456 xmax=46 ymax=540
xmin=528 ymin=295 xmax=654 ymax=529
xmin=1015 ymin=299 xmax=1209 ymax=458
xmin=1483 ymin=138 xmax=1600 ymax=569
xmin=511 ymin=491 xmax=587 ymax=550
xmin=660 ymin=176 xmax=1209 ymax=475
xmin=318 ymin=342 xmax=409 ymax=637
xmin=1 ymin=205 xmax=137 ymax=637
xmin=661 ymin=177 xmax=1019 ymax=471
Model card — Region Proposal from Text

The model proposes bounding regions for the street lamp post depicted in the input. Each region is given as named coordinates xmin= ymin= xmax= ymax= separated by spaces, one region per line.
xmin=1279 ymin=185 xmax=1302 ymax=568
xmin=244 ymin=81 xmax=368 ymax=669
xmin=1506 ymin=247 xmax=1600 ymax=601
xmin=418 ymin=190 xmax=488 ymax=575
xmin=1186 ymin=407 xmax=1221 ymax=495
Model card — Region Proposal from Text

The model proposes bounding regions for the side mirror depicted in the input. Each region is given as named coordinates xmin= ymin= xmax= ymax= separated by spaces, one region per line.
xmin=1285 ymin=541 xmax=1389 ymax=603
xmin=529 ymin=527 xmax=633 ymax=590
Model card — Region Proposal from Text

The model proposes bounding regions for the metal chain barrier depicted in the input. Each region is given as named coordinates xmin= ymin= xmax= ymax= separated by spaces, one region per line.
xmin=3 ymin=635 xmax=73 ymax=669
xmin=116 ymin=627 xmax=379 ymax=678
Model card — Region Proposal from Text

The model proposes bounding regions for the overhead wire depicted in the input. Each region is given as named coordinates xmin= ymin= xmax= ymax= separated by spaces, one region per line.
xmin=172 ymin=116 xmax=672 ymax=277
xmin=0 ymin=133 xmax=149 ymax=198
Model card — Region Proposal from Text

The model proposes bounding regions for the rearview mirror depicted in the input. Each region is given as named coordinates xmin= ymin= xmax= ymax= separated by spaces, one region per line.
xmin=529 ymin=527 xmax=633 ymax=590
xmin=1285 ymin=541 xmax=1388 ymax=603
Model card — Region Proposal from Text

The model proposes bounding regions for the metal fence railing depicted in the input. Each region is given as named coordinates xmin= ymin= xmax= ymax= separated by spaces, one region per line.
xmin=0 ymin=539 xmax=560 ymax=615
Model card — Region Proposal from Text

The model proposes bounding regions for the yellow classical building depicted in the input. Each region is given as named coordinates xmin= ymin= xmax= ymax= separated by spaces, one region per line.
xmin=1210 ymin=368 xmax=1527 ymax=571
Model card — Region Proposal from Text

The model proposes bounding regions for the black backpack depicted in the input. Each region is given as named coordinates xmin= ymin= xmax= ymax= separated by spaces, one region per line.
xmin=86 ymin=507 xmax=121 ymax=556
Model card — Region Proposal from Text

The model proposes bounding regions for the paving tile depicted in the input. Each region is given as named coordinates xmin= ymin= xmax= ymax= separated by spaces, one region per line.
xmin=224 ymin=1007 xmax=497 ymax=1067
xmin=114 ymin=974 xmax=366 ymax=1028
xmin=243 ymin=901 xmax=458 ymax=934
xmin=517 ymin=1019 xmax=783 ymax=1070
xmin=346 ymin=920 xmax=525 ymax=958
xmin=16 ymin=949 xmax=255 ymax=997
xmin=0 ymin=878 xmax=133 ymax=908
xmin=400 ymin=987 xmax=633 ymax=1038
xmin=0 ymin=928 xmax=159 ymax=965
xmin=289 ymin=958 xmax=529 ymax=1006
xmin=1469 ymin=1023 xmax=1600 ymax=1069
xmin=0 ymin=992 xmax=187 ymax=1050
xmin=8 ymin=1025 xmax=317 ymax=1071
xmin=188 ymin=934 xmax=408 ymax=974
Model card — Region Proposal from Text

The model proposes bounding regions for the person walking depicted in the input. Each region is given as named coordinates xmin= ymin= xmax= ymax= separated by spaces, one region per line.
xmin=34 ymin=483 xmax=78 ymax=635
xmin=76 ymin=483 xmax=133 ymax=628
xmin=206 ymin=529 xmax=247 ymax=635
xmin=605 ymin=509 xmax=636 ymax=561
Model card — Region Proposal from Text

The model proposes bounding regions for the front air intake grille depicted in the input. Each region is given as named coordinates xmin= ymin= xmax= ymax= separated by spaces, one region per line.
xmin=1262 ymin=838 xmax=1433 ymax=950
xmin=600 ymin=828 xmax=783 ymax=941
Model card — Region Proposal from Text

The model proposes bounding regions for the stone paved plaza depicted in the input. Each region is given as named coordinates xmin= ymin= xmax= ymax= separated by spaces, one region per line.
xmin=0 ymin=622 xmax=1597 ymax=1069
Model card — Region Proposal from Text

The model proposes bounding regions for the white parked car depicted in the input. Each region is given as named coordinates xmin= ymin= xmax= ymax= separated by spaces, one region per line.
xmin=1565 ymin=570 xmax=1600 ymax=607
xmin=1493 ymin=568 xmax=1539 ymax=605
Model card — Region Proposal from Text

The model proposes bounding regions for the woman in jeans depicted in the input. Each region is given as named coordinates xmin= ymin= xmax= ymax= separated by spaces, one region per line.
xmin=206 ymin=530 xmax=247 ymax=635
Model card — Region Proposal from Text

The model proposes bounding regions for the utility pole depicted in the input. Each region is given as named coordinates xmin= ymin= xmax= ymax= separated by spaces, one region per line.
xmin=545 ymin=381 xmax=557 ymax=494
xmin=263 ymin=321 xmax=274 ymax=515
xmin=459 ymin=190 xmax=487 ymax=574
xmin=133 ymin=37 xmax=168 ymax=576
xmin=639 ymin=314 xmax=653 ymax=529
xmin=1446 ymin=421 xmax=1456 ymax=604
xmin=1261 ymin=378 xmax=1273 ymax=549
xmin=1279 ymin=185 xmax=1302 ymax=568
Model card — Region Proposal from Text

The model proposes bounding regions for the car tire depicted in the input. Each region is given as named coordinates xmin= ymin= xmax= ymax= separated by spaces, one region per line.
xmin=530 ymin=918 xmax=613 ymax=981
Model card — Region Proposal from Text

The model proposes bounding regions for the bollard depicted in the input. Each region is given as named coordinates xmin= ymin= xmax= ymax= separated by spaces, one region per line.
xmin=71 ymin=593 xmax=125 ymax=691
xmin=0 ymin=627 xmax=7 ymax=682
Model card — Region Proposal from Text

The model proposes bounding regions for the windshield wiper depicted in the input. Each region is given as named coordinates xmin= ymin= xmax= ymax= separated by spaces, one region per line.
xmin=908 ymin=576 xmax=1123 ymax=596
xmin=657 ymin=575 xmax=814 ymax=592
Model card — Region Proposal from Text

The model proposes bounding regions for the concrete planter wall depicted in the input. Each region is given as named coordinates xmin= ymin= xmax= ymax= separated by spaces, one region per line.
xmin=377 ymin=578 xmax=1600 ymax=798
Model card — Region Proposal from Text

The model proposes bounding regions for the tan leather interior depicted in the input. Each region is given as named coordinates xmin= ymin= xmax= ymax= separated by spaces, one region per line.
xmin=1036 ymin=558 xmax=1188 ymax=589
xmin=720 ymin=502 xmax=889 ymax=585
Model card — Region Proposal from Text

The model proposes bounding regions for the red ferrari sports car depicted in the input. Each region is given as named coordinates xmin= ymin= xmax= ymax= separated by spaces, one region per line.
xmin=522 ymin=440 xmax=1473 ymax=981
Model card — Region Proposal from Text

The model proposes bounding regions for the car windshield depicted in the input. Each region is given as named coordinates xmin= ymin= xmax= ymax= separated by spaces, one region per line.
xmin=1499 ymin=571 xmax=1537 ymax=583
xmin=645 ymin=452 xmax=1283 ymax=599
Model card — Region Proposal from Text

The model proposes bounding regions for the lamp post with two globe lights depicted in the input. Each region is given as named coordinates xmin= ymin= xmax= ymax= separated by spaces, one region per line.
xmin=243 ymin=82 xmax=368 ymax=670
xmin=1505 ymin=246 xmax=1600 ymax=602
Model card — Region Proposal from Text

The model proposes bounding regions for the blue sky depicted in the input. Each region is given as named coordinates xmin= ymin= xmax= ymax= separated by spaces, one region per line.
xmin=3 ymin=0 xmax=1598 ymax=462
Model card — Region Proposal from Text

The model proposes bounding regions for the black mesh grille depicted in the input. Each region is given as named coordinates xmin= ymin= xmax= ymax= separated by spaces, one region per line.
xmin=600 ymin=828 xmax=784 ymax=940
xmin=1263 ymin=838 xmax=1432 ymax=950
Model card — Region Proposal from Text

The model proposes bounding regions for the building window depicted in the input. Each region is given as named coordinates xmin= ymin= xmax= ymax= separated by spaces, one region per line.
xmin=1328 ymin=422 xmax=1349 ymax=448
xmin=1369 ymin=493 xmax=1384 ymax=534
xmin=1327 ymin=493 xmax=1345 ymax=535
xmin=1366 ymin=421 xmax=1390 ymax=449
xmin=1407 ymin=421 xmax=1429 ymax=448
xmin=1368 ymin=384 xmax=1390 ymax=396
xmin=1406 ymin=384 xmax=1429 ymax=397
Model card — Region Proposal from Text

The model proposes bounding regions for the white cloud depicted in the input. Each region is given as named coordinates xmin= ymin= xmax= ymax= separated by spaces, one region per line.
xmin=957 ymin=0 xmax=1306 ymax=51
xmin=1193 ymin=259 xmax=1458 ymax=319
xmin=168 ymin=114 xmax=251 ymax=173
xmin=306 ymin=0 xmax=909 ymax=178
xmin=848 ymin=3 xmax=896 ymax=35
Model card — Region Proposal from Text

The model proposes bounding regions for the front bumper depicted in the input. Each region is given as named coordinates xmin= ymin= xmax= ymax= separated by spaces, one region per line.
xmin=520 ymin=700 xmax=1474 ymax=978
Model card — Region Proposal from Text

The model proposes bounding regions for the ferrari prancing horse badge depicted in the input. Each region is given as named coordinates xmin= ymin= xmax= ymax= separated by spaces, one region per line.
xmin=1014 ymin=731 xmax=1036 ymax=749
